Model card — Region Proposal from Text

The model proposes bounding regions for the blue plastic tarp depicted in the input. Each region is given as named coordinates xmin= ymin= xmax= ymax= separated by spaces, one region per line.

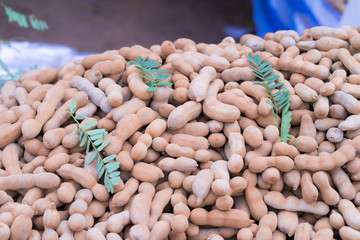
xmin=251 ymin=0 xmax=359 ymax=37
xmin=252 ymin=0 xmax=342 ymax=37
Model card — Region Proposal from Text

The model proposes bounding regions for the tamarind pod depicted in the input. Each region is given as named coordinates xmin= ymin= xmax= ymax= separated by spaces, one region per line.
xmin=337 ymin=48 xmax=360 ymax=74
xmin=248 ymin=156 xmax=294 ymax=173
xmin=294 ymin=142 xmax=356 ymax=171
xmin=264 ymin=191 xmax=329 ymax=215
xmin=0 ymin=108 xmax=35 ymax=148
xmin=329 ymin=91 xmax=360 ymax=114
xmin=190 ymin=208 xmax=253 ymax=229
xmin=0 ymin=173 xmax=60 ymax=191
xmin=315 ymin=36 xmax=349 ymax=51
xmin=309 ymin=26 xmax=348 ymax=40
xmin=167 ymin=101 xmax=202 ymax=130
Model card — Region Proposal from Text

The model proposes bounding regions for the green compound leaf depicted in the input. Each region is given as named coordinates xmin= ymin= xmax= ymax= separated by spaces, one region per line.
xmin=66 ymin=100 xmax=123 ymax=193
xmin=131 ymin=56 xmax=172 ymax=93
xmin=249 ymin=54 xmax=292 ymax=142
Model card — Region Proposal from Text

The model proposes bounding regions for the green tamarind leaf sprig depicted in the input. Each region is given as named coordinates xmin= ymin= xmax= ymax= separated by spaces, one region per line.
xmin=129 ymin=56 xmax=172 ymax=92
xmin=66 ymin=100 xmax=120 ymax=193
xmin=1 ymin=2 xmax=48 ymax=31
xmin=248 ymin=52 xmax=292 ymax=143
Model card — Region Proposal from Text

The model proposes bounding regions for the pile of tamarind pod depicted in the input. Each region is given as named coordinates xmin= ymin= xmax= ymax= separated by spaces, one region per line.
xmin=2 ymin=25 xmax=360 ymax=240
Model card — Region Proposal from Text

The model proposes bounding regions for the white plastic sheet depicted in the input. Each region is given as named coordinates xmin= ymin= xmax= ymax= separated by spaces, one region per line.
xmin=0 ymin=41 xmax=77 ymax=84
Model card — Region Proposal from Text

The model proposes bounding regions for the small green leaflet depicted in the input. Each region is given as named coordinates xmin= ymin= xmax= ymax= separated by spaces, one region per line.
xmin=90 ymin=133 xmax=105 ymax=141
xmin=75 ymin=115 xmax=88 ymax=121
xmin=87 ymin=129 xmax=106 ymax=136
xmin=156 ymin=82 xmax=172 ymax=86
xmin=83 ymin=121 xmax=97 ymax=130
xmin=103 ymin=154 xmax=117 ymax=163
xmin=93 ymin=137 xmax=103 ymax=146
xmin=147 ymin=87 xmax=157 ymax=92
xmin=79 ymin=134 xmax=88 ymax=147
xmin=86 ymin=140 xmax=91 ymax=154
xmin=109 ymin=171 xmax=120 ymax=178
xmin=69 ymin=100 xmax=77 ymax=114
xmin=78 ymin=129 xmax=84 ymax=141
xmin=98 ymin=165 xmax=105 ymax=179
xmin=269 ymin=82 xmax=284 ymax=89
xmin=87 ymin=151 xmax=98 ymax=164
xmin=97 ymin=140 xmax=111 ymax=152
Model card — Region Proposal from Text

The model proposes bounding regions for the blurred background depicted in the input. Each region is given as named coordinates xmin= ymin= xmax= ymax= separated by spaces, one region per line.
xmin=0 ymin=0 xmax=357 ymax=83
xmin=0 ymin=0 xmax=254 ymax=52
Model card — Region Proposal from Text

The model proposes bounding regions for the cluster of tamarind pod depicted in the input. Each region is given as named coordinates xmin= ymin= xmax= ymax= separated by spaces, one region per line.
xmin=2 ymin=25 xmax=360 ymax=240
